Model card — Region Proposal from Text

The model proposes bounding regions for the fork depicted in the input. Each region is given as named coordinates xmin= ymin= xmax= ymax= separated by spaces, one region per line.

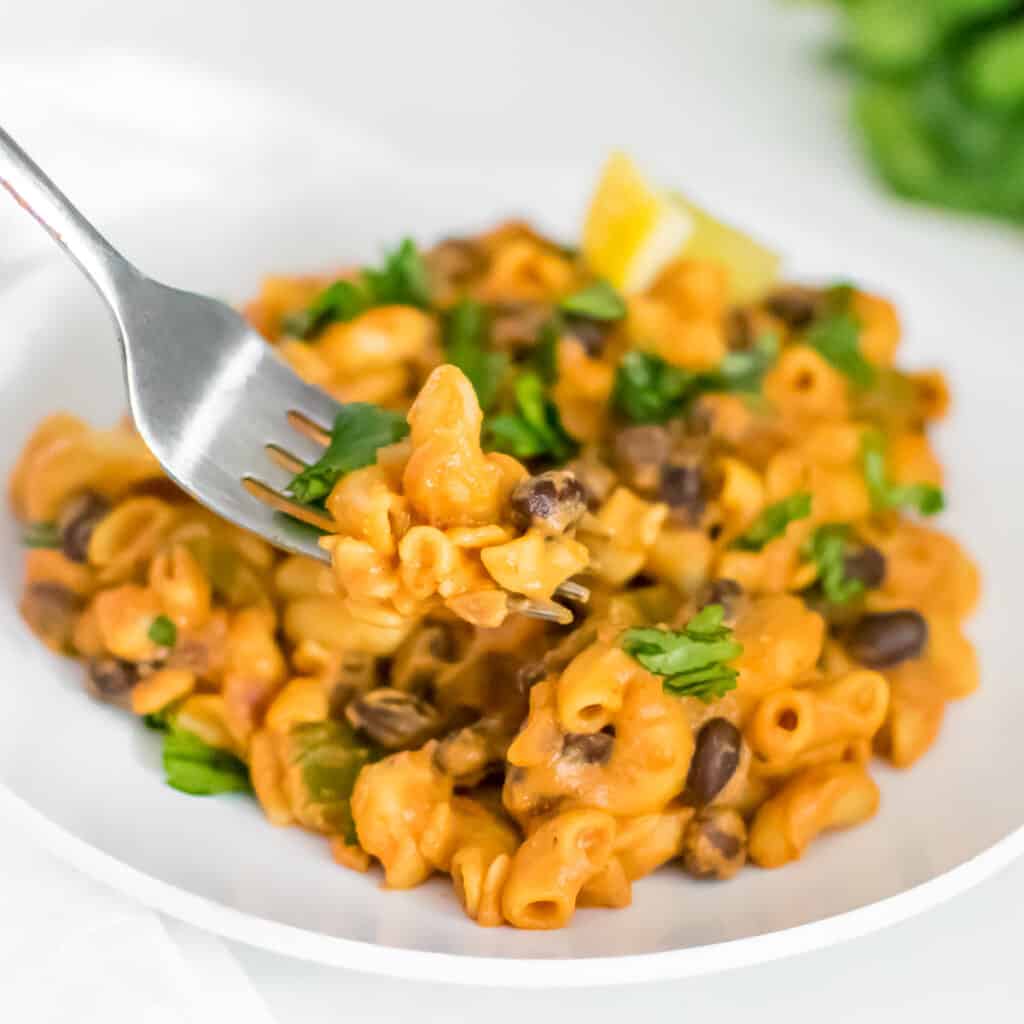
xmin=0 ymin=127 xmax=587 ymax=623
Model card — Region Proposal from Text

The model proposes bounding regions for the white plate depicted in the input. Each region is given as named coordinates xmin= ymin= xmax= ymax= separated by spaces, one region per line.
xmin=0 ymin=160 xmax=1021 ymax=987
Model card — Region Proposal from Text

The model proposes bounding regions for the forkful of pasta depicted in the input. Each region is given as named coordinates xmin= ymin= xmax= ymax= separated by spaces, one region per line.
xmin=0 ymin=128 xmax=590 ymax=626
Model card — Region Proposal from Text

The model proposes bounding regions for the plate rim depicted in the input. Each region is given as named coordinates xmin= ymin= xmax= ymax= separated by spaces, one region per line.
xmin=3 ymin=757 xmax=1021 ymax=987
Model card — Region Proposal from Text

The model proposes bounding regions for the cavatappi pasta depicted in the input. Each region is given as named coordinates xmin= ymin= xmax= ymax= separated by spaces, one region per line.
xmin=10 ymin=160 xmax=980 ymax=930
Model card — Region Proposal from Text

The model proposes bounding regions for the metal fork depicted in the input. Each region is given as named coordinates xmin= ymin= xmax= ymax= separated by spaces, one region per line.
xmin=0 ymin=127 xmax=587 ymax=623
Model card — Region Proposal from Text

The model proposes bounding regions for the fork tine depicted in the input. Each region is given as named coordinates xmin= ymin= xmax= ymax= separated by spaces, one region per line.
xmin=266 ymin=443 xmax=307 ymax=475
xmin=242 ymin=477 xmax=336 ymax=532
xmin=554 ymin=579 xmax=590 ymax=604
xmin=287 ymin=409 xmax=332 ymax=447
xmin=507 ymin=596 xmax=575 ymax=625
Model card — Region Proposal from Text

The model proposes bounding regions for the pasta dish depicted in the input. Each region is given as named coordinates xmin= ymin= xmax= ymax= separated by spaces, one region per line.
xmin=10 ymin=154 xmax=979 ymax=929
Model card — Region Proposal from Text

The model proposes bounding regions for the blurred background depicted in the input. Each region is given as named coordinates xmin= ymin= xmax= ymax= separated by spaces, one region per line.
xmin=2 ymin=1 xmax=1020 ymax=291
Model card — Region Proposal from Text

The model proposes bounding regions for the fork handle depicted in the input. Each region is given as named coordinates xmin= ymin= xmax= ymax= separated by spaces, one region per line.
xmin=0 ymin=124 xmax=135 ymax=308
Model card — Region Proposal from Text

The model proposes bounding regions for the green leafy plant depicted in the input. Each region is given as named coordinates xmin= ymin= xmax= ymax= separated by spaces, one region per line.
xmin=820 ymin=0 xmax=1024 ymax=223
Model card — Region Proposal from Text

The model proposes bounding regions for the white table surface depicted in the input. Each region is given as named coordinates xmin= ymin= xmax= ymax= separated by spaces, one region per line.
xmin=2 ymin=1 xmax=1022 ymax=1019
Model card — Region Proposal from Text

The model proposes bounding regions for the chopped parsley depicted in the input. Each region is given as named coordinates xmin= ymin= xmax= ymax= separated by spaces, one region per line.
xmin=486 ymin=372 xmax=578 ymax=462
xmin=612 ymin=351 xmax=693 ymax=423
xmin=288 ymin=403 xmax=410 ymax=504
xmin=22 ymin=521 xmax=60 ymax=548
xmin=733 ymin=492 xmax=813 ymax=551
xmin=804 ymin=283 xmax=875 ymax=389
xmin=361 ymin=238 xmax=432 ymax=309
xmin=713 ymin=332 xmax=780 ymax=394
xmin=148 ymin=614 xmax=177 ymax=648
xmin=283 ymin=238 xmax=431 ymax=338
xmin=443 ymin=300 xmax=507 ymax=412
xmin=861 ymin=429 xmax=944 ymax=516
xmin=802 ymin=524 xmax=864 ymax=605
xmin=621 ymin=604 xmax=743 ymax=703
xmin=612 ymin=337 xmax=780 ymax=425
xmin=558 ymin=280 xmax=627 ymax=321
xmin=531 ymin=319 xmax=561 ymax=386
xmin=163 ymin=728 xmax=251 ymax=796
xmin=143 ymin=712 xmax=252 ymax=796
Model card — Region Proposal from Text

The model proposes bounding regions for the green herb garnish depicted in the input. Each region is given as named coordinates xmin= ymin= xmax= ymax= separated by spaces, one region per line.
xmin=361 ymin=238 xmax=432 ymax=309
xmin=443 ymin=300 xmax=507 ymax=412
xmin=162 ymin=727 xmax=252 ymax=796
xmin=612 ymin=351 xmax=694 ymax=424
xmin=621 ymin=604 xmax=743 ymax=703
xmin=22 ymin=521 xmax=60 ymax=548
xmin=612 ymin=337 xmax=780 ymax=425
xmin=486 ymin=372 xmax=578 ymax=462
xmin=861 ymin=429 xmax=944 ymax=516
xmin=281 ymin=280 xmax=370 ymax=338
xmin=804 ymin=295 xmax=876 ymax=390
xmin=143 ymin=709 xmax=172 ymax=731
xmin=733 ymin=492 xmax=813 ymax=552
xmin=148 ymin=614 xmax=177 ymax=648
xmin=802 ymin=524 xmax=865 ymax=605
xmin=284 ymin=238 xmax=431 ymax=339
xmin=532 ymin=319 xmax=561 ymax=386
xmin=712 ymin=332 xmax=780 ymax=394
xmin=559 ymin=280 xmax=627 ymax=321
xmin=288 ymin=403 xmax=410 ymax=504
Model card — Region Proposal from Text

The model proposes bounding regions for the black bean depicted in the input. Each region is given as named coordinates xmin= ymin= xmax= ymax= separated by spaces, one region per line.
xmin=516 ymin=661 xmax=547 ymax=694
xmin=86 ymin=657 xmax=139 ymax=708
xmin=509 ymin=471 xmax=587 ymax=535
xmin=682 ymin=809 xmax=747 ymax=880
xmin=490 ymin=301 xmax=551 ymax=352
xmin=686 ymin=718 xmax=742 ymax=805
xmin=58 ymin=492 xmax=110 ymax=564
xmin=426 ymin=622 xmax=459 ymax=661
xmin=658 ymin=462 xmax=705 ymax=524
xmin=725 ymin=308 xmax=756 ymax=351
xmin=563 ymin=314 xmax=611 ymax=357
xmin=846 ymin=610 xmax=928 ymax=668
xmin=561 ymin=730 xmax=614 ymax=765
xmin=432 ymin=715 xmax=508 ymax=782
xmin=687 ymin=399 xmax=716 ymax=438
xmin=426 ymin=238 xmax=486 ymax=289
xmin=764 ymin=286 xmax=824 ymax=329
xmin=345 ymin=688 xmax=441 ymax=750
xmin=843 ymin=546 xmax=886 ymax=589
xmin=696 ymin=578 xmax=744 ymax=623
xmin=613 ymin=425 xmax=672 ymax=493
xmin=19 ymin=582 xmax=81 ymax=650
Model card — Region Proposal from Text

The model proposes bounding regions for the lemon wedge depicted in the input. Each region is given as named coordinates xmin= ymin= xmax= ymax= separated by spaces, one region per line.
xmin=582 ymin=152 xmax=779 ymax=302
